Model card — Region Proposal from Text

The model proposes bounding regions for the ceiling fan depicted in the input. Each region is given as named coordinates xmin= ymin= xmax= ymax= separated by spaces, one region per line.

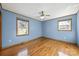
xmin=38 ymin=11 xmax=50 ymax=19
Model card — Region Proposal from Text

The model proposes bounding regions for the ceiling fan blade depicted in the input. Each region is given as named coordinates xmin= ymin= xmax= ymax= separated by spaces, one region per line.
xmin=41 ymin=11 xmax=43 ymax=13
xmin=41 ymin=11 xmax=44 ymax=16
xmin=45 ymin=15 xmax=50 ymax=16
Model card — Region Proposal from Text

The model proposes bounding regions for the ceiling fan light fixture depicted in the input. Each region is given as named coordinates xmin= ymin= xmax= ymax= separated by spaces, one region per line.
xmin=40 ymin=16 xmax=45 ymax=19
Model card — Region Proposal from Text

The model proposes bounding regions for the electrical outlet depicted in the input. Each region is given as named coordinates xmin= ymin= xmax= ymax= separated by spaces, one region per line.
xmin=9 ymin=40 xmax=12 ymax=43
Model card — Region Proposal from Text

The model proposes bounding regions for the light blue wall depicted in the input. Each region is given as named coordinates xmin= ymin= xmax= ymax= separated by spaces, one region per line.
xmin=42 ymin=14 xmax=77 ymax=43
xmin=77 ymin=11 xmax=79 ymax=46
xmin=2 ymin=9 xmax=42 ymax=48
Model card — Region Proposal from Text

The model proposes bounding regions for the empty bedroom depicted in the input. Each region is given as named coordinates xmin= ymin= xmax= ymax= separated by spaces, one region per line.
xmin=0 ymin=3 xmax=79 ymax=56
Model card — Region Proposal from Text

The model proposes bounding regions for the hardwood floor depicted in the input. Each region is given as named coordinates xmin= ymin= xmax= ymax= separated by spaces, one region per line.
xmin=1 ymin=37 xmax=79 ymax=56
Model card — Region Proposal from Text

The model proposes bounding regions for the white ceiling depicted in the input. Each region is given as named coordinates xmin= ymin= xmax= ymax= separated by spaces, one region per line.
xmin=2 ymin=3 xmax=79 ymax=21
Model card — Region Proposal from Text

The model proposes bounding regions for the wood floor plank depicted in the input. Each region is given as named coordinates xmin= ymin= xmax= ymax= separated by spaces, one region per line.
xmin=1 ymin=37 xmax=79 ymax=56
